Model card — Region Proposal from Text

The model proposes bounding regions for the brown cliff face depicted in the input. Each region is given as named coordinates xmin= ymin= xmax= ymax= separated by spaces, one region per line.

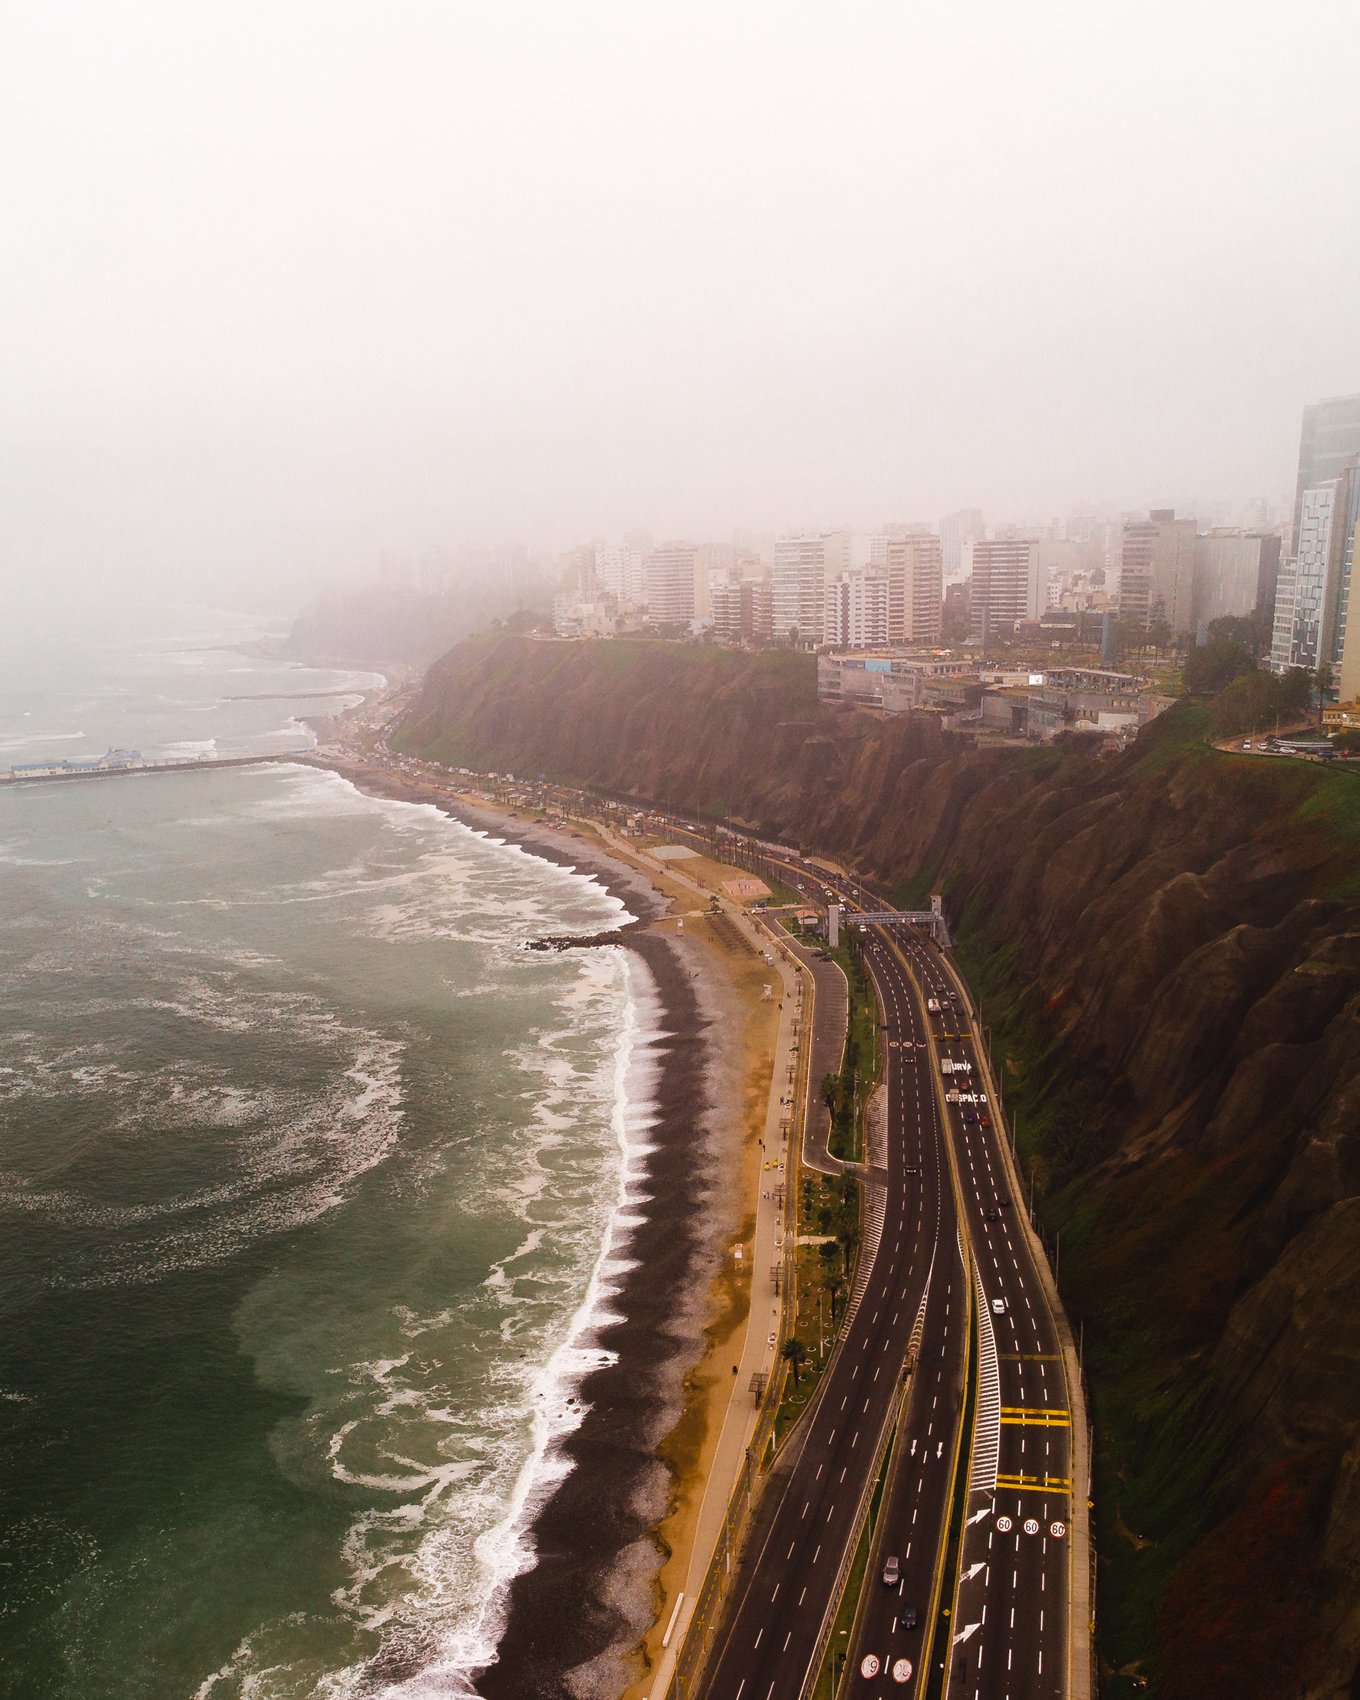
xmin=398 ymin=634 xmax=1360 ymax=1696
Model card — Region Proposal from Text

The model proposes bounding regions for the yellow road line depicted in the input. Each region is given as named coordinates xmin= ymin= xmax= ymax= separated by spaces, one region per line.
xmin=995 ymin=1473 xmax=1072 ymax=1490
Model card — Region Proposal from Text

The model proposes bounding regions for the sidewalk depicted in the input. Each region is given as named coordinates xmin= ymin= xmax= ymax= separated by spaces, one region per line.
xmin=587 ymin=828 xmax=813 ymax=1700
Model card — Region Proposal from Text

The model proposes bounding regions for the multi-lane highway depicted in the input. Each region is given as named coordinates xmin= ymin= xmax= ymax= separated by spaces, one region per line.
xmin=694 ymin=917 xmax=961 ymax=1700
xmin=891 ymin=931 xmax=1071 ymax=1700
xmin=844 ymin=929 xmax=968 ymax=1699
xmin=742 ymin=849 xmax=1077 ymax=1700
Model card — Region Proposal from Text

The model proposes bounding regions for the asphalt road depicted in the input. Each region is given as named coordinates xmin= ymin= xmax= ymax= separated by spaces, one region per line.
xmin=844 ymin=929 xmax=968 ymax=1699
xmin=886 ymin=931 xmax=1071 ymax=1700
xmin=695 ymin=925 xmax=957 ymax=1700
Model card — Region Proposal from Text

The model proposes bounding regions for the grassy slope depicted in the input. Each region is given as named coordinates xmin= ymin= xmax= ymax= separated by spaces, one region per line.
xmin=944 ymin=709 xmax=1360 ymax=1695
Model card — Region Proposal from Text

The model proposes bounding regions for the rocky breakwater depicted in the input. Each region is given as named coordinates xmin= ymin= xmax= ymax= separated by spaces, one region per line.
xmin=396 ymin=631 xmax=1360 ymax=1697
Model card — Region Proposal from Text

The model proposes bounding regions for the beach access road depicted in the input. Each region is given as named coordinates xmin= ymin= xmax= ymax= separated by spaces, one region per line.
xmin=691 ymin=910 xmax=957 ymax=1700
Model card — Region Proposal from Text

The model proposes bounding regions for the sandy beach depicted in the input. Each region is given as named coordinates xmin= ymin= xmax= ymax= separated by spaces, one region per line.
xmin=301 ymin=750 xmax=783 ymax=1700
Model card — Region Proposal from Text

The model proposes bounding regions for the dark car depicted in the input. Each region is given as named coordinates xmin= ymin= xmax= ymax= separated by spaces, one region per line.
xmin=962 ymin=1111 xmax=977 ymax=1124
xmin=901 ymin=1603 xmax=919 ymax=1629
xmin=904 ymin=1164 xmax=919 ymax=1175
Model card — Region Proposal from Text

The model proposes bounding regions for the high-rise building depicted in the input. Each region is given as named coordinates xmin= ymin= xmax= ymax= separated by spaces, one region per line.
xmin=1255 ymin=535 xmax=1283 ymax=628
xmin=711 ymin=579 xmax=743 ymax=642
xmin=559 ymin=546 xmax=598 ymax=602
xmin=594 ymin=546 xmax=625 ymax=602
xmin=940 ymin=509 xmax=985 ymax=579
xmin=742 ymin=577 xmax=774 ymax=643
xmin=771 ymin=532 xmax=846 ymax=646
xmin=646 ymin=544 xmax=698 ymax=626
xmin=1118 ymin=511 xmax=1196 ymax=634
xmin=1291 ymin=394 xmax=1360 ymax=555
xmin=1270 ymin=556 xmax=1299 ymax=674
xmin=1192 ymin=531 xmax=1268 ymax=627
xmin=870 ymin=533 xmax=944 ymax=644
xmin=965 ymin=538 xmax=1042 ymax=639
xmin=824 ymin=570 xmax=890 ymax=649
xmin=1273 ymin=460 xmax=1360 ymax=673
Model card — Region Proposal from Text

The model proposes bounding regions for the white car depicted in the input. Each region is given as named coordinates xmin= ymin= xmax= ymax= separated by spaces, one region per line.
xmin=991 ymin=1297 xmax=1006 ymax=1316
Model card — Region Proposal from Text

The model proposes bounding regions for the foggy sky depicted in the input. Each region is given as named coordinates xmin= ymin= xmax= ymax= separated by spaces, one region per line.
xmin=3 ymin=2 xmax=1359 ymax=615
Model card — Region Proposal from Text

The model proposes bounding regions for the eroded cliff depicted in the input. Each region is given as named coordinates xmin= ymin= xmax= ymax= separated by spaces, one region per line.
xmin=397 ymin=633 xmax=1360 ymax=1697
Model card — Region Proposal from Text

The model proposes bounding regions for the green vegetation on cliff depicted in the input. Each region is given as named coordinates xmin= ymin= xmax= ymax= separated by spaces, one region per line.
xmin=399 ymin=632 xmax=1360 ymax=1699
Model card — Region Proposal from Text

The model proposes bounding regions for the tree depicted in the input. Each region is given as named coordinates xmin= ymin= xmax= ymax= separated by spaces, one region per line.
xmin=1184 ymin=633 xmax=1256 ymax=696
xmin=821 ymin=1073 xmax=838 ymax=1114
xmin=1280 ymin=667 xmax=1313 ymax=716
xmin=781 ymin=1337 xmax=809 ymax=1386
xmin=822 ymin=1269 xmax=844 ymax=1324
xmin=1332 ymin=729 xmax=1360 ymax=756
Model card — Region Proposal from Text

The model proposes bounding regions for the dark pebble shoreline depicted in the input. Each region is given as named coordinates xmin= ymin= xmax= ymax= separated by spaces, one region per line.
xmin=304 ymin=757 xmax=722 ymax=1699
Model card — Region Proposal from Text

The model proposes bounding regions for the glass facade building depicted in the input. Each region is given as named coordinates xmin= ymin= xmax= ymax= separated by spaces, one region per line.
xmin=1292 ymin=394 xmax=1360 ymax=556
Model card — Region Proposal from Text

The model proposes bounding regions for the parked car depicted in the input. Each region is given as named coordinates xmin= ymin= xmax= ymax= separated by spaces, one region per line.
xmin=882 ymin=1556 xmax=900 ymax=1587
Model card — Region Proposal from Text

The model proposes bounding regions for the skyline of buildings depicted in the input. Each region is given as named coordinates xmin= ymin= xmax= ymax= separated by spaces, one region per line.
xmin=545 ymin=393 xmax=1360 ymax=713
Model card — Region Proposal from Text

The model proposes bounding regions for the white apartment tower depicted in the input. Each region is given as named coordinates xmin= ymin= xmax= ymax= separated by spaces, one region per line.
xmin=646 ymin=544 xmax=698 ymax=626
xmin=772 ymin=532 xmax=847 ymax=647
xmin=870 ymin=533 xmax=944 ymax=644
xmin=824 ymin=570 xmax=890 ymax=649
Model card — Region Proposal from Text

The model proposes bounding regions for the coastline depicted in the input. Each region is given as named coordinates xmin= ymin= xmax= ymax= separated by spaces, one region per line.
xmin=298 ymin=752 xmax=777 ymax=1700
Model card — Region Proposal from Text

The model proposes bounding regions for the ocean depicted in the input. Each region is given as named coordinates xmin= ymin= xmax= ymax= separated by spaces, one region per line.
xmin=0 ymin=611 xmax=659 ymax=1698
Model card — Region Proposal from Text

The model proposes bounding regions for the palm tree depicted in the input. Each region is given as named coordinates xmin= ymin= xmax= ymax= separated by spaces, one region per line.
xmin=781 ymin=1337 xmax=809 ymax=1386
xmin=822 ymin=1269 xmax=843 ymax=1325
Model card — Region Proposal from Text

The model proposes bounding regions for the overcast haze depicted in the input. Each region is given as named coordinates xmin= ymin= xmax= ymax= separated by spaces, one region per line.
xmin=3 ymin=1 xmax=1359 ymax=617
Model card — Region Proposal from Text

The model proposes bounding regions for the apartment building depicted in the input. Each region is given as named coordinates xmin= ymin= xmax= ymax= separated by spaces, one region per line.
xmin=711 ymin=574 xmax=774 ymax=644
xmin=824 ymin=570 xmax=890 ymax=649
xmin=940 ymin=508 xmax=984 ymax=579
xmin=965 ymin=537 xmax=1043 ymax=639
xmin=646 ymin=544 xmax=700 ymax=627
xmin=772 ymin=532 xmax=847 ymax=647
xmin=1118 ymin=511 xmax=1196 ymax=634
xmin=870 ymin=533 xmax=944 ymax=644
